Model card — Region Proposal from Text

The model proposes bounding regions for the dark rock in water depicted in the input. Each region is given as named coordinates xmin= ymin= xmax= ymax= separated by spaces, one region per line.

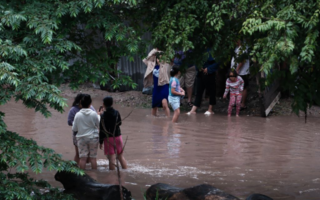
xmin=146 ymin=183 xmax=274 ymax=200
xmin=246 ymin=194 xmax=273 ymax=200
xmin=55 ymin=171 xmax=131 ymax=200
xmin=146 ymin=183 xmax=240 ymax=200
xmin=146 ymin=183 xmax=183 ymax=200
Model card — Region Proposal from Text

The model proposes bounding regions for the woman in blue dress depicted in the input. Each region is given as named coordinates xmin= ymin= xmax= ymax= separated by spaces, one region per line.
xmin=143 ymin=49 xmax=171 ymax=117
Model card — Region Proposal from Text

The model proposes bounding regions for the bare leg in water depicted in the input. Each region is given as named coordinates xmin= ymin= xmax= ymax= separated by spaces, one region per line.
xmin=162 ymin=99 xmax=170 ymax=118
xmin=207 ymin=105 xmax=214 ymax=114
xmin=74 ymin=146 xmax=80 ymax=165
xmin=151 ymin=99 xmax=170 ymax=117
xmin=108 ymin=154 xmax=116 ymax=170
xmin=108 ymin=154 xmax=127 ymax=170
xmin=188 ymin=105 xmax=214 ymax=114
xmin=117 ymin=154 xmax=127 ymax=169
xmin=75 ymin=145 xmax=90 ymax=166
xmin=152 ymin=107 xmax=157 ymax=116
xmin=188 ymin=105 xmax=197 ymax=114
xmin=79 ymin=157 xmax=87 ymax=170
xmin=89 ymin=157 xmax=97 ymax=169
xmin=172 ymin=108 xmax=180 ymax=123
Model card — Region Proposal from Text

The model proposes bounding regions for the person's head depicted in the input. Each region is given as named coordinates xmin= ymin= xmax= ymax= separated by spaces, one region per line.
xmin=72 ymin=93 xmax=83 ymax=107
xmin=80 ymin=94 xmax=92 ymax=108
xmin=228 ymin=69 xmax=238 ymax=82
xmin=235 ymin=39 xmax=241 ymax=47
xmin=103 ymin=96 xmax=113 ymax=108
xmin=170 ymin=65 xmax=180 ymax=77
xmin=155 ymin=52 xmax=163 ymax=64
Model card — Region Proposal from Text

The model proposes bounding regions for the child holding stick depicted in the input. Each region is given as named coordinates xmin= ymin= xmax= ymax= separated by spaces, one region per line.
xmin=99 ymin=96 xmax=127 ymax=170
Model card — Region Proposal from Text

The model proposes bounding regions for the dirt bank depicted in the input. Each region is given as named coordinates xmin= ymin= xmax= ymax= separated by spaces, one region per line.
xmin=59 ymin=82 xmax=320 ymax=117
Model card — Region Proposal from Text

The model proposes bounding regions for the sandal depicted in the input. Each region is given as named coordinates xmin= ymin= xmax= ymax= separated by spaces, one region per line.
xmin=187 ymin=102 xmax=194 ymax=107
xmin=204 ymin=111 xmax=214 ymax=115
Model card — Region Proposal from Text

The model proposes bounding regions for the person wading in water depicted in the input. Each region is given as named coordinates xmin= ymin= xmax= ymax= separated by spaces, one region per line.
xmin=68 ymin=93 xmax=97 ymax=165
xmin=143 ymin=48 xmax=171 ymax=117
xmin=72 ymin=94 xmax=99 ymax=170
xmin=99 ymin=96 xmax=127 ymax=170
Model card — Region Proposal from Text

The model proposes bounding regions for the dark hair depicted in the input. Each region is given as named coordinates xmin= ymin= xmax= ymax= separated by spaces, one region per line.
xmin=155 ymin=52 xmax=164 ymax=64
xmin=80 ymin=94 xmax=92 ymax=108
xmin=228 ymin=69 xmax=238 ymax=78
xmin=72 ymin=93 xmax=83 ymax=107
xmin=103 ymin=96 xmax=113 ymax=108
xmin=170 ymin=65 xmax=180 ymax=77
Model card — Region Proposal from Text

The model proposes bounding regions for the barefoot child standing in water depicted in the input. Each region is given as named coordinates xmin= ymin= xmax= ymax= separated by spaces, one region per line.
xmin=68 ymin=93 xmax=97 ymax=166
xmin=72 ymin=94 xmax=99 ymax=169
xmin=99 ymin=96 xmax=127 ymax=170
xmin=223 ymin=70 xmax=244 ymax=117
xmin=169 ymin=65 xmax=185 ymax=123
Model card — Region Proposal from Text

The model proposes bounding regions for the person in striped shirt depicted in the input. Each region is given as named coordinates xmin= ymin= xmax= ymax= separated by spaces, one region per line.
xmin=223 ymin=70 xmax=244 ymax=117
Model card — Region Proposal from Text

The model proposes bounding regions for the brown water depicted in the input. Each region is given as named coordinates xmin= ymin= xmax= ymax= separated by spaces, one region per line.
xmin=1 ymin=98 xmax=320 ymax=200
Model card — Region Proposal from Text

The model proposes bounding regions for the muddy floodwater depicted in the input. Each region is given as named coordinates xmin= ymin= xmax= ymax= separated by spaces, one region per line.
xmin=1 ymin=97 xmax=320 ymax=200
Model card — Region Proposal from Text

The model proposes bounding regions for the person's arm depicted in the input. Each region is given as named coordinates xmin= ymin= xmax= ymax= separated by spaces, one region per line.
xmin=94 ymin=113 xmax=99 ymax=128
xmin=171 ymin=87 xmax=184 ymax=96
xmin=99 ymin=116 xmax=106 ymax=150
xmin=207 ymin=62 xmax=220 ymax=74
xmin=223 ymin=80 xmax=230 ymax=98
xmin=236 ymin=62 xmax=245 ymax=74
xmin=239 ymin=77 xmax=244 ymax=92
xmin=170 ymin=79 xmax=184 ymax=96
xmin=67 ymin=107 xmax=76 ymax=126
xmin=179 ymin=87 xmax=185 ymax=94
xmin=99 ymin=117 xmax=105 ymax=145
xmin=116 ymin=111 xmax=122 ymax=127
xmin=204 ymin=52 xmax=219 ymax=74
xmin=72 ymin=114 xmax=78 ymax=132
xmin=142 ymin=49 xmax=158 ymax=65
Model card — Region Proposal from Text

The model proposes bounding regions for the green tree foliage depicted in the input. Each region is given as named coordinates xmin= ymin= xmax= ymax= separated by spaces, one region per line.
xmin=0 ymin=0 xmax=142 ymax=199
xmin=1 ymin=0 xmax=320 ymax=199
xmin=143 ymin=0 xmax=320 ymax=114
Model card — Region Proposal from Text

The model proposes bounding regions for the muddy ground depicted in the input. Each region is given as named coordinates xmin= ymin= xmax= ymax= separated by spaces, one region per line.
xmin=59 ymin=82 xmax=320 ymax=118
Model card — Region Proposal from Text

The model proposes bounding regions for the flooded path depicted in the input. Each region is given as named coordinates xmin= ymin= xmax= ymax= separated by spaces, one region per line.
xmin=1 ymin=97 xmax=320 ymax=200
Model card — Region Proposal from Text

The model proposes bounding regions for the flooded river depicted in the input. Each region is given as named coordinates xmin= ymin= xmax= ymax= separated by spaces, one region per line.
xmin=1 ymin=97 xmax=320 ymax=200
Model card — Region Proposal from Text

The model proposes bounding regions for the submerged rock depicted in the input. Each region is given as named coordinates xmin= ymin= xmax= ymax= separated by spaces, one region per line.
xmin=246 ymin=194 xmax=273 ymax=200
xmin=54 ymin=171 xmax=131 ymax=200
xmin=146 ymin=183 xmax=239 ymax=200
xmin=146 ymin=183 xmax=273 ymax=200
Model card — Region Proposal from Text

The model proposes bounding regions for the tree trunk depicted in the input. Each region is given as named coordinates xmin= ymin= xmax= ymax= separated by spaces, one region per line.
xmin=55 ymin=171 xmax=131 ymax=200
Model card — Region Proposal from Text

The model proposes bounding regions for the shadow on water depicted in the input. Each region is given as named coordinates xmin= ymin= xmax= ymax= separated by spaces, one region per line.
xmin=1 ymin=97 xmax=320 ymax=200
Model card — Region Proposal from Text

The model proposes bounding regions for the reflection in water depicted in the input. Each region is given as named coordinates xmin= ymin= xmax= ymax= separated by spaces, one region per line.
xmin=151 ymin=118 xmax=169 ymax=155
xmin=224 ymin=118 xmax=244 ymax=165
xmin=1 ymin=98 xmax=320 ymax=200
xmin=167 ymin=124 xmax=181 ymax=158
